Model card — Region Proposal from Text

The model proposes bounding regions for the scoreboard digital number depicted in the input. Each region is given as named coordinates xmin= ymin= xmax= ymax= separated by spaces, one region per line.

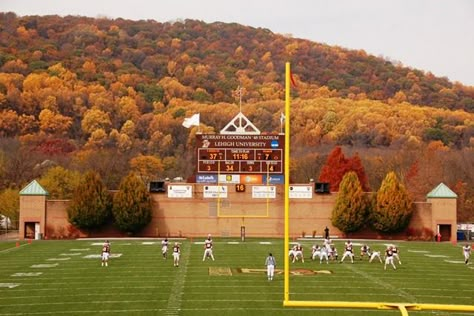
xmin=196 ymin=134 xmax=284 ymax=174
xmin=235 ymin=184 xmax=246 ymax=192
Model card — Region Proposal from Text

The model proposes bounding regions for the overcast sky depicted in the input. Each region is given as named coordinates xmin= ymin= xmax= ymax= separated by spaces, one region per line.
xmin=2 ymin=0 xmax=473 ymax=86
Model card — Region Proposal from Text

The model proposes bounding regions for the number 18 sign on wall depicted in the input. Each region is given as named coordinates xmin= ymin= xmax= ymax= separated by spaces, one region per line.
xmin=196 ymin=134 xmax=284 ymax=174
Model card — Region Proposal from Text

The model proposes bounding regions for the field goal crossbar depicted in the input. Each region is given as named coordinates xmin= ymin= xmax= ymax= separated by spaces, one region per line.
xmin=215 ymin=164 xmax=272 ymax=218
xmin=283 ymin=300 xmax=474 ymax=316
xmin=282 ymin=62 xmax=474 ymax=316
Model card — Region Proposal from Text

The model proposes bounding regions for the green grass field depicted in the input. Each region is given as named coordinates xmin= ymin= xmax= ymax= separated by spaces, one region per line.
xmin=0 ymin=238 xmax=473 ymax=316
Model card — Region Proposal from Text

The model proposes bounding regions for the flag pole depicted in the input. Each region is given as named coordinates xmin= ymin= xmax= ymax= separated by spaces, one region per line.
xmin=280 ymin=116 xmax=283 ymax=134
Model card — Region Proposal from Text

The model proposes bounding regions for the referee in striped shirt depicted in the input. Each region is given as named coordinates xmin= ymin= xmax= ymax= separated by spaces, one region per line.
xmin=265 ymin=253 xmax=276 ymax=281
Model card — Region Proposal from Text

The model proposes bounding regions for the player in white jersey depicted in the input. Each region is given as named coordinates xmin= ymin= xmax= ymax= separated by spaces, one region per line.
xmin=161 ymin=238 xmax=169 ymax=259
xmin=463 ymin=244 xmax=471 ymax=265
xmin=384 ymin=246 xmax=396 ymax=270
xmin=203 ymin=235 xmax=215 ymax=261
xmin=172 ymin=242 xmax=180 ymax=267
xmin=265 ymin=253 xmax=276 ymax=280
xmin=311 ymin=244 xmax=321 ymax=261
xmin=288 ymin=244 xmax=297 ymax=261
xmin=101 ymin=240 xmax=110 ymax=267
xmin=293 ymin=244 xmax=304 ymax=263
xmin=369 ymin=250 xmax=383 ymax=263
xmin=319 ymin=245 xmax=329 ymax=264
xmin=340 ymin=241 xmax=354 ymax=263
xmin=323 ymin=238 xmax=331 ymax=248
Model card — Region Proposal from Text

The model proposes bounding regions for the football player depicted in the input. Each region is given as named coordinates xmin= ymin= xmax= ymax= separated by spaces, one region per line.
xmin=101 ymin=240 xmax=110 ymax=267
xmin=340 ymin=240 xmax=354 ymax=263
xmin=360 ymin=244 xmax=371 ymax=260
xmin=288 ymin=244 xmax=297 ymax=262
xmin=384 ymin=246 xmax=396 ymax=270
xmin=173 ymin=242 xmax=180 ymax=267
xmin=369 ymin=249 xmax=383 ymax=263
xmin=311 ymin=244 xmax=321 ymax=261
xmin=161 ymin=238 xmax=169 ymax=259
xmin=293 ymin=243 xmax=304 ymax=263
xmin=391 ymin=245 xmax=401 ymax=265
xmin=463 ymin=244 xmax=471 ymax=265
xmin=203 ymin=234 xmax=215 ymax=261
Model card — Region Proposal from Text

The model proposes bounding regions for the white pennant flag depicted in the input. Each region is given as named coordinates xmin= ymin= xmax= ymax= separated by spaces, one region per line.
xmin=182 ymin=113 xmax=200 ymax=128
xmin=280 ymin=112 xmax=286 ymax=124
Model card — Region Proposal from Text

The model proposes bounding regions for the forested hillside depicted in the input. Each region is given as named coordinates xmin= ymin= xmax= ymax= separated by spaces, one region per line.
xmin=0 ymin=13 xmax=472 ymax=221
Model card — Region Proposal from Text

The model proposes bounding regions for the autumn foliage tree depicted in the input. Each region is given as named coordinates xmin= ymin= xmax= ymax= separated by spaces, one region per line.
xmin=318 ymin=147 xmax=370 ymax=192
xmin=67 ymin=171 xmax=112 ymax=230
xmin=0 ymin=188 xmax=19 ymax=228
xmin=331 ymin=171 xmax=368 ymax=234
xmin=129 ymin=155 xmax=164 ymax=185
xmin=38 ymin=166 xmax=83 ymax=199
xmin=371 ymin=171 xmax=413 ymax=233
xmin=112 ymin=173 xmax=152 ymax=235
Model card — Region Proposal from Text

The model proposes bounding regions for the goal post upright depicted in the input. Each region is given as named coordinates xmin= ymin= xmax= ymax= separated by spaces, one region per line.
xmin=280 ymin=64 xmax=474 ymax=316
xmin=283 ymin=61 xmax=290 ymax=302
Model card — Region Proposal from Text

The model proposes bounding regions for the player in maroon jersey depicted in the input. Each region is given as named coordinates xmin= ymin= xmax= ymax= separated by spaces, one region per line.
xmin=384 ymin=246 xmax=396 ymax=270
xmin=340 ymin=240 xmax=354 ymax=263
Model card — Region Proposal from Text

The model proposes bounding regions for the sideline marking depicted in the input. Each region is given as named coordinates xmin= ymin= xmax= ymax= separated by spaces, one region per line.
xmin=164 ymin=242 xmax=190 ymax=316
xmin=61 ymin=253 xmax=81 ymax=256
xmin=142 ymin=242 xmax=156 ymax=245
xmin=0 ymin=243 xmax=28 ymax=253
xmin=47 ymin=258 xmax=71 ymax=261
xmin=259 ymin=242 xmax=272 ymax=245
xmin=408 ymin=250 xmax=429 ymax=253
xmin=70 ymin=248 xmax=89 ymax=251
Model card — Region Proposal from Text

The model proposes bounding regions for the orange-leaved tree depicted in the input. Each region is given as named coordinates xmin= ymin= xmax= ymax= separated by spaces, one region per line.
xmin=318 ymin=147 xmax=370 ymax=192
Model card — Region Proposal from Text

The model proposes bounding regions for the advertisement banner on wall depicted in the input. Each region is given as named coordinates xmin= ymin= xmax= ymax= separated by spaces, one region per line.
xmin=196 ymin=174 xmax=218 ymax=183
xmin=240 ymin=174 xmax=263 ymax=184
xmin=203 ymin=185 xmax=228 ymax=198
xmin=218 ymin=174 xmax=240 ymax=184
xmin=168 ymin=185 xmax=193 ymax=198
xmin=289 ymin=185 xmax=313 ymax=199
xmin=252 ymin=186 xmax=276 ymax=198
xmin=262 ymin=174 xmax=284 ymax=184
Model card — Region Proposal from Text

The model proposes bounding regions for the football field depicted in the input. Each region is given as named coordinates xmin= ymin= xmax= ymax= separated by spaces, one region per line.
xmin=0 ymin=238 xmax=473 ymax=316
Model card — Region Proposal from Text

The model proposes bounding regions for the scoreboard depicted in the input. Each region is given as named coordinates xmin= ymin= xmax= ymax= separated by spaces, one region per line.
xmin=196 ymin=134 xmax=284 ymax=174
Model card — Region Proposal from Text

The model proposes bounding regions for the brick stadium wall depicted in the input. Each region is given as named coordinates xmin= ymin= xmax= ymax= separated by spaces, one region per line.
xmin=19 ymin=195 xmax=46 ymax=239
xmin=25 ymin=183 xmax=454 ymax=240
xmin=146 ymin=185 xmax=343 ymax=238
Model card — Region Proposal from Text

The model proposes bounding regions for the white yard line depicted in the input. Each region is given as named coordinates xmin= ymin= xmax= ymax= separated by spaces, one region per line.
xmin=163 ymin=243 xmax=190 ymax=316
xmin=344 ymin=264 xmax=417 ymax=302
